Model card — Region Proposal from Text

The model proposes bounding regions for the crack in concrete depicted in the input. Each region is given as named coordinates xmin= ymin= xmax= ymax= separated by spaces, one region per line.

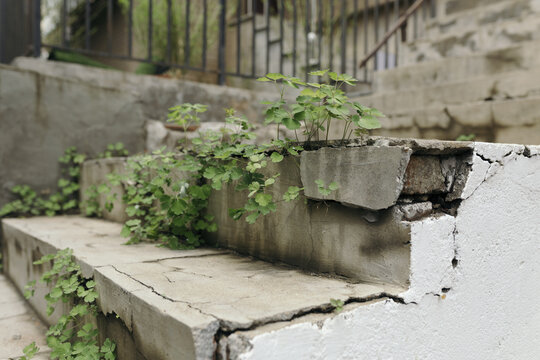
xmin=110 ymin=263 xmax=407 ymax=359
xmin=109 ymin=265 xmax=221 ymax=324
xmin=140 ymin=251 xmax=231 ymax=264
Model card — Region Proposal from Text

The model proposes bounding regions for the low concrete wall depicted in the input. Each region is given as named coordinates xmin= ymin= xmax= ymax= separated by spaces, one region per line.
xmin=0 ymin=58 xmax=277 ymax=208
xmin=221 ymin=141 xmax=540 ymax=359
xmin=80 ymin=138 xmax=474 ymax=286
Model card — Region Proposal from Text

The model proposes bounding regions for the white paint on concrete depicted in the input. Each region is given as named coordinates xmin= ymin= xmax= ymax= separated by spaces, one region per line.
xmin=235 ymin=142 xmax=540 ymax=359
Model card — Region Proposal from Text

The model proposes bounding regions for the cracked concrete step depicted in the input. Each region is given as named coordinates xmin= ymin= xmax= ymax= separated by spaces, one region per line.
xmin=80 ymin=142 xmax=474 ymax=286
xmin=374 ymin=39 xmax=540 ymax=93
xmin=2 ymin=216 xmax=404 ymax=360
xmin=0 ymin=274 xmax=50 ymax=360
xmin=357 ymin=67 xmax=540 ymax=115
xmin=370 ymin=94 xmax=540 ymax=144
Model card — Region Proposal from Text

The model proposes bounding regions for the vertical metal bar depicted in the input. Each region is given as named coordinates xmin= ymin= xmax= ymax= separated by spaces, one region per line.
xmin=107 ymin=0 xmax=113 ymax=54
xmin=203 ymin=0 xmax=208 ymax=69
xmin=353 ymin=0 xmax=358 ymax=79
xmin=148 ymin=0 xmax=153 ymax=60
xmin=304 ymin=0 xmax=310 ymax=81
xmin=251 ymin=0 xmax=255 ymax=76
xmin=0 ymin=0 xmax=5 ymax=62
xmin=414 ymin=2 xmax=418 ymax=39
xmin=128 ymin=0 xmax=133 ymax=57
xmin=265 ymin=0 xmax=270 ymax=74
xmin=33 ymin=0 xmax=41 ymax=57
xmin=384 ymin=0 xmax=389 ymax=69
xmin=374 ymin=0 xmax=379 ymax=71
xmin=85 ymin=0 xmax=90 ymax=50
xmin=218 ymin=0 xmax=227 ymax=85
xmin=422 ymin=0 xmax=427 ymax=20
xmin=317 ymin=0 xmax=322 ymax=71
xmin=279 ymin=0 xmax=284 ymax=74
xmin=394 ymin=0 xmax=398 ymax=68
xmin=340 ymin=0 xmax=346 ymax=74
xmin=62 ymin=0 xmax=67 ymax=46
xmin=329 ymin=0 xmax=334 ymax=71
xmin=363 ymin=0 xmax=368 ymax=81
xmin=167 ymin=0 xmax=171 ymax=62
xmin=236 ymin=0 xmax=241 ymax=74
xmin=430 ymin=0 xmax=436 ymax=18
xmin=292 ymin=0 xmax=297 ymax=76
xmin=185 ymin=0 xmax=190 ymax=66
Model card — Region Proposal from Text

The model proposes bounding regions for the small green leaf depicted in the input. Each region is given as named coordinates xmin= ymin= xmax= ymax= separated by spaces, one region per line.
xmin=309 ymin=69 xmax=328 ymax=76
xmin=270 ymin=152 xmax=284 ymax=163
xmin=246 ymin=212 xmax=260 ymax=224
xmin=282 ymin=117 xmax=301 ymax=130
xmin=265 ymin=73 xmax=285 ymax=80
xmin=255 ymin=193 xmax=272 ymax=207
xmin=356 ymin=116 xmax=382 ymax=130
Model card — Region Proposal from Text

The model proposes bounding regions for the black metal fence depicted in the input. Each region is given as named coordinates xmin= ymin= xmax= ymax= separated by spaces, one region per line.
xmin=17 ymin=0 xmax=436 ymax=85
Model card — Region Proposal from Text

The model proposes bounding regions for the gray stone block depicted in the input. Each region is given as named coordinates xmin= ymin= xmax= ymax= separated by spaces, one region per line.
xmin=402 ymin=156 xmax=447 ymax=195
xmin=300 ymin=146 xmax=412 ymax=210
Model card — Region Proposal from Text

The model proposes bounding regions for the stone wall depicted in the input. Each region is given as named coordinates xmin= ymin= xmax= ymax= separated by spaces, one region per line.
xmin=0 ymin=58 xmax=277 ymax=208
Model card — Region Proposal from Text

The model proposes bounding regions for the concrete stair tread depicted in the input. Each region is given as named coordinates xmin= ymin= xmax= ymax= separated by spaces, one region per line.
xmin=376 ymin=95 xmax=540 ymax=127
xmin=404 ymin=15 xmax=540 ymax=65
xmin=358 ymin=67 xmax=540 ymax=114
xmin=376 ymin=39 xmax=540 ymax=92
xmin=423 ymin=0 xmax=535 ymax=39
xmin=2 ymin=216 xmax=404 ymax=359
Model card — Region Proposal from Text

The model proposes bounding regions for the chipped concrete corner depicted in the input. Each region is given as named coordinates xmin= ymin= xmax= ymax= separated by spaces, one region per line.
xmin=221 ymin=141 xmax=540 ymax=359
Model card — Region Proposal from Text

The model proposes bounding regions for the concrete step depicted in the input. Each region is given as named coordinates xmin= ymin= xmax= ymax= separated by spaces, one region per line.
xmin=2 ymin=216 xmax=404 ymax=360
xmin=425 ymin=0 xmax=538 ymax=41
xmin=0 ymin=274 xmax=50 ymax=360
xmin=403 ymin=4 xmax=540 ymax=65
xmin=358 ymin=67 xmax=540 ymax=115
xmin=80 ymin=140 xmax=476 ymax=286
xmin=370 ymin=95 xmax=540 ymax=144
xmin=374 ymin=39 xmax=540 ymax=93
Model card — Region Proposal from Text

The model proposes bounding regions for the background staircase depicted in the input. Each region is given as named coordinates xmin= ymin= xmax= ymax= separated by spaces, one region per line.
xmin=356 ymin=0 xmax=540 ymax=145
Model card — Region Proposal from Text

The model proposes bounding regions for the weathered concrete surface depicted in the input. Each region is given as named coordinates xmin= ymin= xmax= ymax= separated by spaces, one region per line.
xmin=79 ymin=158 xmax=129 ymax=223
xmin=361 ymin=0 xmax=540 ymax=145
xmin=218 ymin=142 xmax=540 ymax=359
xmin=80 ymin=139 xmax=473 ymax=285
xmin=0 ymin=274 xmax=50 ymax=360
xmin=300 ymin=146 xmax=412 ymax=210
xmin=402 ymin=156 xmax=447 ymax=195
xmin=79 ymin=154 xmax=412 ymax=285
xmin=2 ymin=216 xmax=403 ymax=360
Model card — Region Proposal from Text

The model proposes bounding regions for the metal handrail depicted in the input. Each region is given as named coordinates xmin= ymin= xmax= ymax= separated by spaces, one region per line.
xmin=359 ymin=0 xmax=427 ymax=69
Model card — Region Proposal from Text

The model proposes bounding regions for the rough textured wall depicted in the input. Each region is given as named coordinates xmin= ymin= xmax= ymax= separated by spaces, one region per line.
xmin=224 ymin=143 xmax=540 ymax=359
xmin=0 ymin=58 xmax=276 ymax=208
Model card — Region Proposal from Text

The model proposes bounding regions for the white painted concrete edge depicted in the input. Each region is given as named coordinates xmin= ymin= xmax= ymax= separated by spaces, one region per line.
xmin=234 ymin=142 xmax=540 ymax=360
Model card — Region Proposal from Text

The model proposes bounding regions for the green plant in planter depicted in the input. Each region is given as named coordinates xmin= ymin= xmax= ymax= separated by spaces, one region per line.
xmin=118 ymin=70 xmax=383 ymax=249
xmin=258 ymin=69 xmax=382 ymax=142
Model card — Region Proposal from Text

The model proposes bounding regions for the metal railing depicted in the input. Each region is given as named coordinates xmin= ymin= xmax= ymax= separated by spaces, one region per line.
xmin=25 ymin=0 xmax=436 ymax=86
